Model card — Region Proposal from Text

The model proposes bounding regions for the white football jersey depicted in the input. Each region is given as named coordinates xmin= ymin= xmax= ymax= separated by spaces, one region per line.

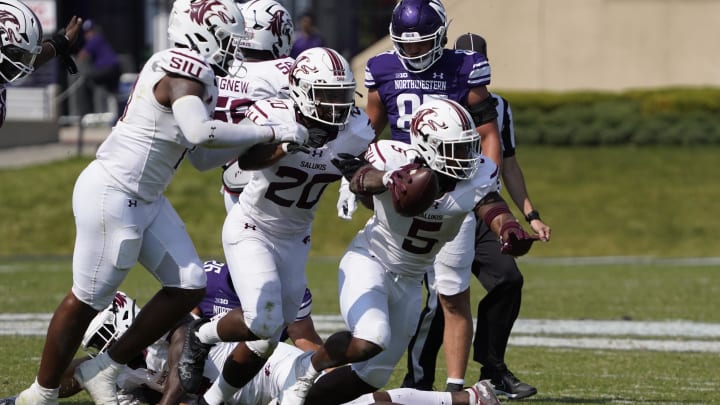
xmin=204 ymin=341 xmax=303 ymax=405
xmin=214 ymin=57 xmax=294 ymax=124
xmin=236 ymin=100 xmax=375 ymax=236
xmin=95 ymin=48 xmax=217 ymax=202
xmin=217 ymin=57 xmax=295 ymax=194
xmin=359 ymin=140 xmax=500 ymax=277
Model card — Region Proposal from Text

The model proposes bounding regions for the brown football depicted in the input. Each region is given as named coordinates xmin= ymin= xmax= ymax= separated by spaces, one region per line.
xmin=392 ymin=166 xmax=440 ymax=217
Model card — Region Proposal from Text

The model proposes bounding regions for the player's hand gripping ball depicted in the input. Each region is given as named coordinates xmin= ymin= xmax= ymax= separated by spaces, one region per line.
xmin=386 ymin=163 xmax=440 ymax=217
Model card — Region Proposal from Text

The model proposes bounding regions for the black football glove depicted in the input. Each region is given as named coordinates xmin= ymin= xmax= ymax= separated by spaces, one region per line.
xmin=307 ymin=127 xmax=337 ymax=148
xmin=283 ymin=142 xmax=310 ymax=154
xmin=331 ymin=153 xmax=368 ymax=180
xmin=499 ymin=221 xmax=540 ymax=256
xmin=46 ymin=31 xmax=78 ymax=74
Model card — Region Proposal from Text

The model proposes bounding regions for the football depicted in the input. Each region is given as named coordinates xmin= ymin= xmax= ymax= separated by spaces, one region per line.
xmin=390 ymin=166 xmax=440 ymax=217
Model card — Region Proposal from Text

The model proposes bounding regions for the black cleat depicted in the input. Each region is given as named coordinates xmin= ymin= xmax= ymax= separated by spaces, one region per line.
xmin=178 ymin=318 xmax=213 ymax=394
xmin=482 ymin=368 xmax=538 ymax=399
xmin=0 ymin=397 xmax=15 ymax=405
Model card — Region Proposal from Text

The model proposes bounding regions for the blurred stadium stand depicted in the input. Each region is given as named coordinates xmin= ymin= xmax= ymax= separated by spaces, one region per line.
xmin=4 ymin=0 xmax=720 ymax=152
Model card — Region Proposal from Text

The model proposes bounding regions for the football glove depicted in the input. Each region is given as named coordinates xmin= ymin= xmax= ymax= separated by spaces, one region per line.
xmin=499 ymin=221 xmax=539 ymax=256
xmin=269 ymin=122 xmax=309 ymax=145
xmin=331 ymin=153 xmax=368 ymax=180
xmin=307 ymin=127 xmax=336 ymax=148
xmin=46 ymin=31 xmax=78 ymax=74
xmin=336 ymin=178 xmax=357 ymax=220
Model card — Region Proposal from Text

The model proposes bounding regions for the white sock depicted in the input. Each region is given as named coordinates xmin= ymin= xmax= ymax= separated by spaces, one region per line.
xmin=446 ymin=377 xmax=465 ymax=386
xmin=203 ymin=373 xmax=240 ymax=404
xmin=26 ymin=378 xmax=59 ymax=402
xmin=387 ymin=388 xmax=453 ymax=405
xmin=197 ymin=319 xmax=222 ymax=344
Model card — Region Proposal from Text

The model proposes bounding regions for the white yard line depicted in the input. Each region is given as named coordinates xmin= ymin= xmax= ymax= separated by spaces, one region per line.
xmin=4 ymin=314 xmax=719 ymax=353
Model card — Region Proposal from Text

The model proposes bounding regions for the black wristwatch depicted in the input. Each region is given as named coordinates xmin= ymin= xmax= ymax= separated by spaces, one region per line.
xmin=524 ymin=210 xmax=541 ymax=223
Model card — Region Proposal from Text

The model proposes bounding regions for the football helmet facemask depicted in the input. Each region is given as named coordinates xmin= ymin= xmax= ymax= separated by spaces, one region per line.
xmin=289 ymin=47 xmax=356 ymax=127
xmin=389 ymin=0 xmax=447 ymax=73
xmin=237 ymin=0 xmax=293 ymax=59
xmin=81 ymin=291 xmax=141 ymax=357
xmin=0 ymin=0 xmax=43 ymax=84
xmin=410 ymin=98 xmax=481 ymax=180
xmin=168 ymin=0 xmax=246 ymax=76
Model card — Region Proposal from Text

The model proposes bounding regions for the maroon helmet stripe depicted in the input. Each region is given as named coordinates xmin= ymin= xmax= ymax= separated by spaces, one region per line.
xmin=323 ymin=47 xmax=345 ymax=76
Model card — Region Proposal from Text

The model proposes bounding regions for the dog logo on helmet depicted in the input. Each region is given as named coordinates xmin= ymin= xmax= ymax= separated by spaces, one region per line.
xmin=0 ymin=9 xmax=23 ymax=45
xmin=189 ymin=0 xmax=236 ymax=25
xmin=291 ymin=54 xmax=319 ymax=76
xmin=411 ymin=107 xmax=447 ymax=141
xmin=267 ymin=9 xmax=288 ymax=37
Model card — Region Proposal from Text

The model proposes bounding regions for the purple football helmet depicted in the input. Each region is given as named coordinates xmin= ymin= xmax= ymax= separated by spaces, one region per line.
xmin=389 ymin=0 xmax=447 ymax=73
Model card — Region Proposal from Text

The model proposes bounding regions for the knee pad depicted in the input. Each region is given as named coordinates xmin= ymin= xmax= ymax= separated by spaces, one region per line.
xmin=245 ymin=338 xmax=278 ymax=359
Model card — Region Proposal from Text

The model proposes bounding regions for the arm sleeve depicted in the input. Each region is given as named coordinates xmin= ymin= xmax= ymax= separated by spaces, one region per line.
xmin=187 ymin=146 xmax=248 ymax=172
xmin=172 ymin=95 xmax=274 ymax=148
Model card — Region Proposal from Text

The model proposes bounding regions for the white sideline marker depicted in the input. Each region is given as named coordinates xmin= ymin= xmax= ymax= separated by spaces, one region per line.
xmin=3 ymin=314 xmax=720 ymax=353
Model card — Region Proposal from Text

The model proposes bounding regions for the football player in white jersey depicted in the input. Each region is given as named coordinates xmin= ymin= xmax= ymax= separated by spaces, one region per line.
xmin=177 ymin=46 xmax=376 ymax=405
xmin=2 ymin=1 xmax=309 ymax=405
xmin=217 ymin=0 xmax=296 ymax=212
xmin=1 ymin=0 xmax=82 ymax=128
xmin=52 ymin=301 xmax=498 ymax=405
xmin=46 ymin=286 xmax=324 ymax=405
xmin=279 ymin=98 xmax=538 ymax=404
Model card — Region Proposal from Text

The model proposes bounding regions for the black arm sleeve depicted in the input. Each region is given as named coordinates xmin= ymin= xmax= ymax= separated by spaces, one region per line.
xmin=468 ymin=95 xmax=499 ymax=126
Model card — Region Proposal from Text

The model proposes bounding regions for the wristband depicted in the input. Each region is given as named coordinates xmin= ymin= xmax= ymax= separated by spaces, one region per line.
xmin=482 ymin=205 xmax=511 ymax=227
xmin=524 ymin=209 xmax=541 ymax=223
xmin=46 ymin=33 xmax=70 ymax=57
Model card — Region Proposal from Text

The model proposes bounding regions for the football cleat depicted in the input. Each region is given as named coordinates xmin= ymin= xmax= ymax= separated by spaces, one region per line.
xmin=6 ymin=387 xmax=58 ymax=405
xmin=482 ymin=368 xmax=537 ymax=400
xmin=74 ymin=352 xmax=122 ymax=404
xmin=466 ymin=380 xmax=501 ymax=405
xmin=178 ymin=318 xmax=213 ymax=394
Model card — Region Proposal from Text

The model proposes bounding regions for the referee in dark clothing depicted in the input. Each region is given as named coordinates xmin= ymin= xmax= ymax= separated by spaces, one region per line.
xmin=402 ymin=33 xmax=551 ymax=400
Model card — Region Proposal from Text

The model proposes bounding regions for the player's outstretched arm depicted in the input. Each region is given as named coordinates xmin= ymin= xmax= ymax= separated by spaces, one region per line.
xmin=37 ymin=16 xmax=82 ymax=72
xmin=502 ymin=155 xmax=551 ymax=241
xmin=475 ymin=191 xmax=539 ymax=257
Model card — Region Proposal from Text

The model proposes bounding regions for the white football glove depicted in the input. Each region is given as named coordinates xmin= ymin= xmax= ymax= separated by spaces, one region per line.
xmin=336 ymin=177 xmax=357 ymax=220
xmin=269 ymin=122 xmax=309 ymax=145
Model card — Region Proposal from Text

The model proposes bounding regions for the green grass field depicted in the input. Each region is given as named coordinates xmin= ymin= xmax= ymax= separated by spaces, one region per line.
xmin=1 ymin=257 xmax=719 ymax=403
xmin=1 ymin=146 xmax=719 ymax=403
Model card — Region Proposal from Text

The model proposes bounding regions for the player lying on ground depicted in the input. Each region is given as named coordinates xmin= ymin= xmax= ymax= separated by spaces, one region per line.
xmin=45 ymin=289 xmax=499 ymax=404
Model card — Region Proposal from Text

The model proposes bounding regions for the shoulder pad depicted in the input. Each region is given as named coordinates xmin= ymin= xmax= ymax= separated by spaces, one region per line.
xmin=246 ymin=98 xmax=295 ymax=126
xmin=365 ymin=140 xmax=415 ymax=171
xmin=157 ymin=48 xmax=215 ymax=88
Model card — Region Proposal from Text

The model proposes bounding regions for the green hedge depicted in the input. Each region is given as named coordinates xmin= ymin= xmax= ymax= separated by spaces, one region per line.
xmin=502 ymin=87 xmax=720 ymax=145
